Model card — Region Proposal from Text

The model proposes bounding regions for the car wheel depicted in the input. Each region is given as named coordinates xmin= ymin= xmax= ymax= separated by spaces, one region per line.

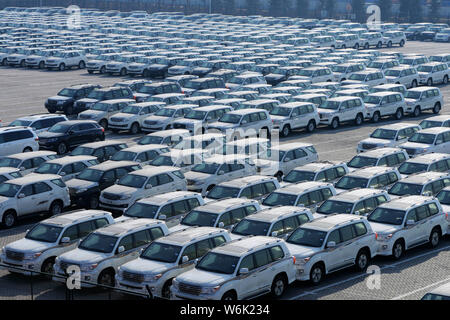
xmin=57 ymin=143 xmax=68 ymax=155
xmin=162 ymin=279 xmax=173 ymax=299
xmin=355 ymin=249 xmax=370 ymax=271
xmin=221 ymin=291 xmax=236 ymax=301
xmin=372 ymin=112 xmax=380 ymax=123
xmin=275 ymin=171 xmax=283 ymax=182
xmin=413 ymin=106 xmax=421 ymax=117
xmin=88 ymin=70 xmax=94 ymax=74
xmin=400 ymin=40 xmax=405 ymax=47
xmin=130 ymin=122 xmax=140 ymax=134
xmin=377 ymin=41 xmax=382 ymax=48
xmin=20 ymin=60 xmax=25 ymax=67
xmin=342 ymin=44 xmax=346 ymax=49
xmin=143 ymin=69 xmax=150 ymax=78
xmin=78 ymin=60 xmax=85 ymax=69
xmin=387 ymin=41 xmax=392 ymax=48
xmin=59 ymin=63 xmax=65 ymax=71
xmin=65 ymin=105 xmax=74 ymax=115
xmin=271 ymin=275 xmax=287 ymax=298
xmin=100 ymin=66 xmax=106 ymax=74
xmin=392 ymin=240 xmax=404 ymax=260
xmin=1 ymin=58 xmax=7 ymax=65
xmin=354 ymin=43 xmax=359 ymax=49
xmin=306 ymin=120 xmax=316 ymax=133
xmin=310 ymin=263 xmax=324 ymax=285
xmin=38 ymin=61 xmax=45 ymax=69
xmin=88 ymin=196 xmax=99 ymax=209
xmin=427 ymin=78 xmax=433 ymax=86
xmin=120 ymin=68 xmax=127 ymax=76
xmin=49 ymin=200 xmax=63 ymax=216
xmin=364 ymin=43 xmax=369 ymax=49
xmin=355 ymin=113 xmax=363 ymax=126
xmin=443 ymin=75 xmax=448 ymax=84
xmin=98 ymin=269 xmax=115 ymax=288
xmin=41 ymin=257 xmax=55 ymax=276
xmin=99 ymin=119 xmax=108 ymax=130
xmin=2 ymin=210 xmax=16 ymax=228
xmin=411 ymin=80 xmax=418 ymax=88
xmin=23 ymin=147 xmax=32 ymax=152
xmin=281 ymin=125 xmax=290 ymax=137
xmin=395 ymin=108 xmax=403 ymax=120
xmin=433 ymin=102 xmax=441 ymax=114
xmin=429 ymin=228 xmax=441 ymax=248
xmin=330 ymin=118 xmax=339 ymax=129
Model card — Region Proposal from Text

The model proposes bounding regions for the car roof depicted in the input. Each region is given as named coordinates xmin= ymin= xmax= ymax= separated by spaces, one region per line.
xmin=331 ymin=188 xmax=386 ymax=203
xmin=379 ymin=195 xmax=434 ymax=210
xmin=129 ymin=166 xmax=176 ymax=176
xmin=14 ymin=114 xmax=66 ymax=121
xmin=46 ymin=155 xmax=97 ymax=164
xmin=148 ymin=129 xmax=190 ymax=137
xmin=44 ymin=210 xmax=111 ymax=227
xmin=356 ymin=147 xmax=405 ymax=158
xmin=96 ymin=218 xmax=163 ymax=236
xmin=220 ymin=175 xmax=276 ymax=188
xmin=89 ymin=160 xmax=139 ymax=171
xmin=423 ymin=115 xmax=450 ymax=122
xmin=377 ymin=123 xmax=420 ymax=130
xmin=278 ymin=181 xmax=332 ymax=194
xmin=419 ymin=127 xmax=450 ymax=134
xmin=74 ymin=140 xmax=127 ymax=149
xmin=8 ymin=173 xmax=62 ymax=185
xmin=197 ymin=198 xmax=257 ymax=213
xmin=406 ymin=152 xmax=450 ymax=164
xmin=427 ymin=282 xmax=450 ymax=296
xmin=271 ymin=142 xmax=314 ymax=151
xmin=348 ymin=166 xmax=398 ymax=178
xmin=227 ymin=108 xmax=267 ymax=115
xmin=138 ymin=191 xmax=199 ymax=205
xmin=302 ymin=214 xmax=365 ymax=231
xmin=157 ymin=227 xmax=225 ymax=246
xmin=398 ymin=171 xmax=450 ymax=184
xmin=213 ymin=236 xmax=282 ymax=257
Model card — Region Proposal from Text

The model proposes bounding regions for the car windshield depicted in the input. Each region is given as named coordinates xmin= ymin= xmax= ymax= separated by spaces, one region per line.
xmin=389 ymin=182 xmax=423 ymax=196
xmin=0 ymin=183 xmax=20 ymax=197
xmin=71 ymin=147 xmax=96 ymax=156
xmin=124 ymin=203 xmax=159 ymax=218
xmin=77 ymin=168 xmax=103 ymax=182
xmin=405 ymin=91 xmax=421 ymax=99
xmin=35 ymin=163 xmax=62 ymax=174
xmin=370 ymin=129 xmax=397 ymax=140
xmin=25 ymin=223 xmax=63 ymax=243
xmin=9 ymin=120 xmax=32 ymax=127
xmin=79 ymin=233 xmax=118 ymax=253
xmin=270 ymin=106 xmax=291 ymax=117
xmin=196 ymin=252 xmax=240 ymax=275
xmin=320 ymin=100 xmax=340 ymax=110
xmin=283 ymin=170 xmax=316 ymax=183
xmin=181 ymin=210 xmax=218 ymax=227
xmin=87 ymin=90 xmax=105 ymax=99
xmin=332 ymin=65 xmax=347 ymax=73
xmin=207 ymin=186 xmax=240 ymax=199
xmin=364 ymin=95 xmax=382 ymax=104
xmin=49 ymin=123 xmax=70 ymax=133
xmin=0 ymin=158 xmax=21 ymax=168
xmin=57 ymin=88 xmax=76 ymax=97
xmin=232 ymin=219 xmax=270 ymax=236
xmin=408 ymin=133 xmax=436 ymax=144
xmin=368 ymin=207 xmax=405 ymax=225
xmin=111 ymin=151 xmax=136 ymax=161
xmin=317 ymin=200 xmax=354 ymax=214
xmin=118 ymin=174 xmax=147 ymax=188
xmin=436 ymin=189 xmax=450 ymax=205
xmin=138 ymin=135 xmax=163 ymax=145
xmin=349 ymin=73 xmax=366 ymax=81
xmin=398 ymin=162 xmax=428 ymax=175
xmin=347 ymin=156 xmax=378 ymax=168
xmin=184 ymin=110 xmax=206 ymax=120
xmin=262 ymin=192 xmax=297 ymax=206
xmin=138 ymin=86 xmax=156 ymax=94
xmin=417 ymin=65 xmax=433 ymax=73
xmin=335 ymin=176 xmax=369 ymax=189
xmin=191 ymin=163 xmax=219 ymax=174
xmin=141 ymin=242 xmax=182 ymax=263
xmin=150 ymin=155 xmax=173 ymax=167
xmin=219 ymin=113 xmax=241 ymax=124
xmin=422 ymin=293 xmax=450 ymax=301
xmin=384 ymin=69 xmax=401 ymax=77
xmin=90 ymin=103 xmax=110 ymax=111
xmin=228 ymin=77 xmax=245 ymax=85
xmin=184 ymin=81 xmax=203 ymax=90
xmin=287 ymin=228 xmax=327 ymax=247
xmin=368 ymin=61 xmax=384 ymax=69
xmin=419 ymin=120 xmax=443 ymax=129
xmin=154 ymin=108 xmax=175 ymax=117
xmin=121 ymin=105 xmax=141 ymax=114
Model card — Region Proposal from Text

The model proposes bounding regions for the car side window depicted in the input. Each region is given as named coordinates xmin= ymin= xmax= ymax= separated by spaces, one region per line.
xmin=239 ymin=254 xmax=255 ymax=272
xmin=196 ymin=239 xmax=212 ymax=258
xmin=251 ymin=183 xmax=265 ymax=198
xmin=339 ymin=225 xmax=355 ymax=242
xmin=406 ymin=209 xmax=418 ymax=223
xmin=415 ymin=205 xmax=429 ymax=221
xmin=95 ymin=218 xmax=109 ymax=228
xmin=34 ymin=182 xmax=52 ymax=194
xmin=172 ymin=200 xmax=189 ymax=216
xmin=353 ymin=222 xmax=368 ymax=237
xmin=254 ymin=249 xmax=271 ymax=268
xmin=133 ymin=230 xmax=152 ymax=247
xmin=117 ymin=234 xmax=133 ymax=252
xmin=61 ymin=225 xmax=78 ymax=241
xmin=327 ymin=229 xmax=341 ymax=244
xmin=269 ymin=246 xmax=284 ymax=261
xmin=102 ymin=170 xmax=116 ymax=182
xmin=180 ymin=243 xmax=196 ymax=261
xmin=78 ymin=221 xmax=96 ymax=238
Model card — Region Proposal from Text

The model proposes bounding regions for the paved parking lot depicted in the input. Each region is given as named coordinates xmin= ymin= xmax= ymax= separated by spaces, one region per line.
xmin=0 ymin=41 xmax=449 ymax=300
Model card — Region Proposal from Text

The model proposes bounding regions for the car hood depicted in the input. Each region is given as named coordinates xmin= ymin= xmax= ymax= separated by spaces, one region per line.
xmin=254 ymin=159 xmax=277 ymax=168
xmin=79 ymin=110 xmax=104 ymax=118
xmin=77 ymin=98 xmax=99 ymax=104
xmin=145 ymin=115 xmax=171 ymax=123
xmin=149 ymin=64 xmax=168 ymax=70
xmin=66 ymin=178 xmax=99 ymax=190
xmin=110 ymin=113 xmax=136 ymax=120
xmin=176 ymin=269 xmax=230 ymax=287
xmin=6 ymin=238 xmax=55 ymax=253
xmin=169 ymin=66 xmax=188 ymax=72
xmin=360 ymin=137 xmax=391 ymax=146
xmin=404 ymin=98 xmax=418 ymax=104
xmin=317 ymin=108 xmax=337 ymax=115
xmin=59 ymin=248 xmax=107 ymax=264
xmin=285 ymin=243 xmax=321 ymax=258
xmin=184 ymin=171 xmax=211 ymax=181
xmin=193 ymin=67 xmax=211 ymax=73
xmin=38 ymin=131 xmax=64 ymax=139
xmin=103 ymin=185 xmax=138 ymax=197
xmin=173 ymin=119 xmax=202 ymax=126
xmin=365 ymin=103 xmax=379 ymax=109
xmin=208 ymin=121 xmax=237 ymax=130
xmin=265 ymin=74 xmax=284 ymax=80
xmin=121 ymin=257 xmax=174 ymax=274
xmin=367 ymin=221 xmax=401 ymax=234
xmin=400 ymin=142 xmax=429 ymax=150
xmin=270 ymin=115 xmax=289 ymax=122
xmin=48 ymin=95 xmax=72 ymax=102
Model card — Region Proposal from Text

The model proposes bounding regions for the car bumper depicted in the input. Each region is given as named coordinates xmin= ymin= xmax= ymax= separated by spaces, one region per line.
xmin=375 ymin=241 xmax=394 ymax=256
xmin=0 ymin=256 xmax=43 ymax=276
xmin=99 ymin=200 xmax=129 ymax=213
xmin=141 ymin=125 xmax=166 ymax=132
xmin=53 ymin=266 xmax=99 ymax=288
xmin=170 ymin=287 xmax=221 ymax=300
xmin=116 ymin=276 xmax=163 ymax=298
xmin=108 ymin=123 xmax=132 ymax=130
xmin=38 ymin=141 xmax=59 ymax=151
xmin=294 ymin=265 xmax=312 ymax=281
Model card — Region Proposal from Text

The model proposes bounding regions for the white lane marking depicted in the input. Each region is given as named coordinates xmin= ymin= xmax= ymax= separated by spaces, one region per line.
xmin=390 ymin=276 xmax=450 ymax=300
xmin=288 ymin=244 xmax=450 ymax=300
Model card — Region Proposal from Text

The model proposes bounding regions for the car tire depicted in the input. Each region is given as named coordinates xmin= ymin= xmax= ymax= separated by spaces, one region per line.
xmin=387 ymin=41 xmax=392 ymax=48
xmin=376 ymin=41 xmax=382 ymax=48
xmin=98 ymin=269 xmax=115 ymax=288
xmin=413 ymin=106 xmax=421 ymax=117
xmin=130 ymin=122 xmax=140 ymax=134
xmin=271 ymin=275 xmax=287 ymax=298
xmin=161 ymin=279 xmax=173 ymax=299
xmin=330 ymin=118 xmax=339 ymax=129
xmin=392 ymin=240 xmax=404 ymax=260
xmin=49 ymin=200 xmax=63 ymax=216
xmin=364 ymin=43 xmax=369 ymax=49
xmin=354 ymin=113 xmax=363 ymax=126
xmin=38 ymin=61 xmax=45 ymax=69
xmin=354 ymin=43 xmax=359 ymax=49
xmin=2 ymin=210 xmax=16 ymax=228
xmin=281 ymin=125 xmax=290 ymax=137
xmin=306 ymin=120 xmax=316 ymax=133
xmin=427 ymin=78 xmax=433 ymax=86
xmin=275 ymin=171 xmax=283 ymax=182
xmin=41 ymin=257 xmax=55 ymax=277
xmin=221 ymin=291 xmax=237 ymax=301
xmin=372 ymin=112 xmax=380 ymax=123
xmin=88 ymin=70 xmax=94 ymax=74
xmin=88 ymin=196 xmax=99 ymax=209
xmin=57 ymin=142 xmax=68 ymax=155
xmin=411 ymin=80 xmax=418 ymax=88
xmin=100 ymin=66 xmax=106 ymax=74
xmin=20 ymin=60 xmax=25 ymax=67
xmin=59 ymin=63 xmax=65 ymax=71
xmin=99 ymin=119 xmax=108 ymax=130
xmin=429 ymin=227 xmax=441 ymax=248
xmin=143 ymin=69 xmax=150 ymax=78
xmin=443 ymin=75 xmax=448 ymax=84
xmin=120 ymin=68 xmax=127 ymax=76
xmin=1 ymin=58 xmax=7 ymax=65
xmin=400 ymin=40 xmax=405 ymax=47
xmin=395 ymin=108 xmax=403 ymax=120
xmin=342 ymin=44 xmax=346 ymax=49
xmin=355 ymin=249 xmax=370 ymax=271
xmin=65 ymin=105 xmax=74 ymax=115
xmin=310 ymin=263 xmax=324 ymax=285
xmin=23 ymin=147 xmax=32 ymax=152
xmin=78 ymin=61 xmax=85 ymax=69
xmin=433 ymin=102 xmax=441 ymax=114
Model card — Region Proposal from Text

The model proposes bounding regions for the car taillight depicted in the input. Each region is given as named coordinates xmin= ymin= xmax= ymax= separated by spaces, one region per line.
xmin=375 ymin=232 xmax=378 ymax=240
xmin=35 ymin=137 xmax=39 ymax=141
xmin=133 ymin=95 xmax=136 ymax=100
xmin=101 ymin=128 xmax=105 ymax=132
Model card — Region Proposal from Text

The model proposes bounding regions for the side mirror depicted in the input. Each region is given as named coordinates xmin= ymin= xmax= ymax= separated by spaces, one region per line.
xmin=355 ymin=210 xmax=360 ymax=215
xmin=61 ymin=237 xmax=70 ymax=244
xmin=117 ymin=246 xmax=125 ymax=254
xmin=218 ymin=170 xmax=225 ymax=175
xmin=159 ymin=214 xmax=167 ymax=220
xmin=406 ymin=219 xmax=415 ymax=226
xmin=18 ymin=193 xmax=25 ymax=199
xmin=326 ymin=241 xmax=336 ymax=248
xmin=239 ymin=267 xmax=249 ymax=275
xmin=20 ymin=167 xmax=26 ymax=171
xmin=271 ymin=231 xmax=278 ymax=237
xmin=241 ymin=120 xmax=248 ymax=124
xmin=60 ymin=172 xmax=66 ymax=176
xmin=181 ymin=255 xmax=189 ymax=264
xmin=145 ymin=184 xmax=152 ymax=189
xmin=218 ymin=222 xmax=225 ymax=228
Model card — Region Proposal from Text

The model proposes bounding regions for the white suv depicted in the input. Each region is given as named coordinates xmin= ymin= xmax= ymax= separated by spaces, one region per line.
xmin=404 ymin=87 xmax=443 ymax=117
xmin=417 ymin=62 xmax=450 ymax=86
xmin=0 ymin=210 xmax=113 ymax=275
xmin=282 ymin=161 xmax=349 ymax=185
xmin=116 ymin=227 xmax=232 ymax=299
xmin=142 ymin=105 xmax=194 ymax=132
xmin=53 ymin=219 xmax=170 ymax=288
xmin=317 ymin=96 xmax=366 ymax=129
xmin=99 ymin=166 xmax=187 ymax=214
xmin=34 ymin=155 xmax=99 ymax=181
xmin=108 ymin=102 xmax=163 ymax=134
xmin=0 ymin=174 xmax=71 ymax=228
xmin=270 ymin=102 xmax=320 ymax=137
xmin=400 ymin=127 xmax=450 ymax=157
xmin=286 ymin=214 xmax=377 ymax=284
xmin=0 ymin=127 xmax=39 ymax=156
xmin=367 ymin=196 xmax=447 ymax=259
xmin=384 ymin=66 xmax=419 ymax=88
xmin=8 ymin=114 xmax=68 ymax=134
xmin=363 ymin=91 xmax=407 ymax=122
xmin=171 ymin=236 xmax=297 ymax=300
xmin=45 ymin=50 xmax=86 ymax=71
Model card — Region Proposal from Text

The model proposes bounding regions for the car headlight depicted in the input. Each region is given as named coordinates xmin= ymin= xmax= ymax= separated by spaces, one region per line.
xmin=24 ymin=252 xmax=42 ymax=260
xmin=76 ymin=188 xmax=87 ymax=194
xmin=376 ymin=233 xmax=393 ymax=241
xmin=200 ymin=285 xmax=221 ymax=295
xmin=194 ymin=180 xmax=205 ymax=186
xmin=295 ymin=256 xmax=311 ymax=265
xmin=144 ymin=273 xmax=163 ymax=282
xmin=80 ymin=263 xmax=98 ymax=272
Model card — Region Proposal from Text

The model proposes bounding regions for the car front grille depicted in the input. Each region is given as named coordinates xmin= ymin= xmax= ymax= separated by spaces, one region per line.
xmin=102 ymin=192 xmax=121 ymax=200
xmin=122 ymin=271 xmax=144 ymax=283
xmin=179 ymin=282 xmax=202 ymax=296
xmin=6 ymin=250 xmax=24 ymax=261
xmin=59 ymin=261 xmax=80 ymax=274
xmin=186 ymin=179 xmax=196 ymax=185
xmin=362 ymin=143 xmax=377 ymax=150
xmin=173 ymin=123 xmax=186 ymax=129
xmin=144 ymin=120 xmax=158 ymax=126
xmin=403 ymin=148 xmax=417 ymax=156
xmin=47 ymin=100 xmax=58 ymax=106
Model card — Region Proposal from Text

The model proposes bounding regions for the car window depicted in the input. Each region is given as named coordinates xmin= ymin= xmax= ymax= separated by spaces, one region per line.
xmin=254 ymin=248 xmax=271 ymax=268
xmin=117 ymin=234 xmax=133 ymax=252
xmin=78 ymin=220 xmax=96 ymax=238
xmin=181 ymin=243 xmax=196 ymax=261
xmin=339 ymin=225 xmax=355 ymax=242
xmin=61 ymin=225 xmax=78 ymax=241
xmin=196 ymin=238 xmax=212 ymax=257
xmin=34 ymin=182 xmax=52 ymax=194
xmin=133 ymin=230 xmax=152 ymax=247
xmin=239 ymin=254 xmax=255 ymax=272
xmin=353 ymin=222 xmax=368 ymax=237
xmin=327 ymin=229 xmax=341 ymax=244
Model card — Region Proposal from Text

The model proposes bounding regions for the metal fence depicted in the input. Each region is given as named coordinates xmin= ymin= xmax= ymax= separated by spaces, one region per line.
xmin=0 ymin=263 xmax=151 ymax=300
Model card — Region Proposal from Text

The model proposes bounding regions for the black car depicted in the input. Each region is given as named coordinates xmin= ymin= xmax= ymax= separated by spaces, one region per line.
xmin=182 ymin=77 xmax=226 ymax=96
xmin=265 ymin=66 xmax=304 ymax=86
xmin=405 ymin=26 xmax=429 ymax=40
xmin=72 ymin=87 xmax=134 ymax=115
xmin=191 ymin=60 xmax=231 ymax=77
xmin=38 ymin=120 xmax=105 ymax=155
xmin=45 ymin=84 xmax=101 ymax=115
xmin=145 ymin=56 xmax=172 ymax=78
xmin=66 ymin=160 xmax=141 ymax=209
xmin=70 ymin=140 xmax=128 ymax=162
xmin=134 ymin=82 xmax=183 ymax=102
xmin=113 ymin=80 xmax=152 ymax=93
xmin=419 ymin=27 xmax=444 ymax=41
